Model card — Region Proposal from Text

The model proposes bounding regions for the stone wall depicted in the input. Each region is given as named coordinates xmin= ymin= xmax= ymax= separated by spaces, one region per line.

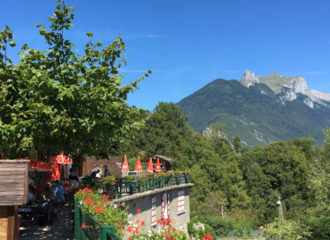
xmin=113 ymin=184 xmax=193 ymax=234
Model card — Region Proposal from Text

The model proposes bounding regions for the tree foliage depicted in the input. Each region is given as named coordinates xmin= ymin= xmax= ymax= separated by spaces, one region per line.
xmin=0 ymin=0 xmax=150 ymax=158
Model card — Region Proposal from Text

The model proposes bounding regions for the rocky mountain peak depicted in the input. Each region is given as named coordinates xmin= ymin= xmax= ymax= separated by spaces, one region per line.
xmin=239 ymin=70 xmax=330 ymax=108
xmin=240 ymin=69 xmax=259 ymax=87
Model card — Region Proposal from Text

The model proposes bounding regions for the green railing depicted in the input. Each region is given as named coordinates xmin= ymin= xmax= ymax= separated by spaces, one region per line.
xmin=107 ymin=173 xmax=191 ymax=199
xmin=74 ymin=199 xmax=122 ymax=240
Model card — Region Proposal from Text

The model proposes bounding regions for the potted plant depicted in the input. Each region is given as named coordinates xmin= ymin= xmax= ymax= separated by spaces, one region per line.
xmin=125 ymin=175 xmax=137 ymax=194
xmin=175 ymin=169 xmax=181 ymax=184
xmin=184 ymin=169 xmax=190 ymax=183
xmin=148 ymin=173 xmax=158 ymax=189
xmin=138 ymin=175 xmax=147 ymax=192
xmin=166 ymin=170 xmax=175 ymax=185
xmin=158 ymin=172 xmax=166 ymax=187
xmin=103 ymin=175 xmax=117 ymax=198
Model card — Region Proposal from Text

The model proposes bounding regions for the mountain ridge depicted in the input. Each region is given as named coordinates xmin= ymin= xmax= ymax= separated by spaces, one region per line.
xmin=241 ymin=69 xmax=330 ymax=107
xmin=177 ymin=71 xmax=330 ymax=147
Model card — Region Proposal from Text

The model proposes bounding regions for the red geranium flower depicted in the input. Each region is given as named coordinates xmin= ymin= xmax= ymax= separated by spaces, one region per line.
xmin=141 ymin=220 xmax=145 ymax=226
xmin=137 ymin=209 xmax=141 ymax=214
xmin=81 ymin=223 xmax=86 ymax=229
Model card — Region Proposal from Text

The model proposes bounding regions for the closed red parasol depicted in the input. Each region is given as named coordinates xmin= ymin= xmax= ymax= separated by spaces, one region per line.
xmin=134 ymin=157 xmax=143 ymax=172
xmin=155 ymin=158 xmax=162 ymax=172
xmin=122 ymin=155 xmax=129 ymax=172
xmin=147 ymin=158 xmax=153 ymax=173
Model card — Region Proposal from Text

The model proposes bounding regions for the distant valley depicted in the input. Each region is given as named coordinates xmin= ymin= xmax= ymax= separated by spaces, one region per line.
xmin=177 ymin=70 xmax=330 ymax=147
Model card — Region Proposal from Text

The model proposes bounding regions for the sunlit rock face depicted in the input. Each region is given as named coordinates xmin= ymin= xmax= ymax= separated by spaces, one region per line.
xmin=240 ymin=69 xmax=260 ymax=87
xmin=240 ymin=70 xmax=330 ymax=108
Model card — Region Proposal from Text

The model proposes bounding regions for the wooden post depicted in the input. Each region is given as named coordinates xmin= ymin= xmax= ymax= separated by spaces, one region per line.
xmin=221 ymin=206 xmax=224 ymax=219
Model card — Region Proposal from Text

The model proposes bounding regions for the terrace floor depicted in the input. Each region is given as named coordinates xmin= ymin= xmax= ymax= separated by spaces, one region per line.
xmin=19 ymin=205 xmax=75 ymax=240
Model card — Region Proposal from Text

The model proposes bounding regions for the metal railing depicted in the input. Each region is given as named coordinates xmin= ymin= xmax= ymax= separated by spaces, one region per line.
xmin=74 ymin=200 xmax=122 ymax=240
xmin=108 ymin=173 xmax=191 ymax=199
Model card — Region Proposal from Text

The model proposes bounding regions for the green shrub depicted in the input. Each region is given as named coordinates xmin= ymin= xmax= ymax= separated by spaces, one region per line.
xmin=264 ymin=219 xmax=311 ymax=240
xmin=308 ymin=216 xmax=330 ymax=240
xmin=188 ymin=216 xmax=215 ymax=239
xmin=202 ymin=216 xmax=234 ymax=237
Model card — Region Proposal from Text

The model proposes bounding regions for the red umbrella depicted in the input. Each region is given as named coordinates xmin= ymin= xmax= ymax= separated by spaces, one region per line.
xmin=51 ymin=161 xmax=61 ymax=180
xmin=27 ymin=159 xmax=39 ymax=171
xmin=36 ymin=160 xmax=53 ymax=172
xmin=49 ymin=155 xmax=73 ymax=164
xmin=147 ymin=158 xmax=153 ymax=173
xmin=134 ymin=157 xmax=143 ymax=172
xmin=155 ymin=158 xmax=162 ymax=172
xmin=122 ymin=155 xmax=129 ymax=172
xmin=21 ymin=158 xmax=52 ymax=172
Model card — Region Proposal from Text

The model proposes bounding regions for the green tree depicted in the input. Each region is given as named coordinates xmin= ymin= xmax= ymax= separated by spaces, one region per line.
xmin=0 ymin=1 xmax=150 ymax=159
xmin=233 ymin=135 xmax=242 ymax=154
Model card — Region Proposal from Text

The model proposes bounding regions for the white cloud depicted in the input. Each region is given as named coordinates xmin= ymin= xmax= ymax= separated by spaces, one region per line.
xmin=146 ymin=34 xmax=161 ymax=39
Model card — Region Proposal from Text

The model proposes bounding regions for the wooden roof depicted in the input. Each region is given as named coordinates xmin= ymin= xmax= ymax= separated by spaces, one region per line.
xmin=141 ymin=154 xmax=176 ymax=165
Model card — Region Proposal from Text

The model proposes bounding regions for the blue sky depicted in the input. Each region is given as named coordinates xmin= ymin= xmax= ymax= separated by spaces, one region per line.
xmin=2 ymin=0 xmax=330 ymax=110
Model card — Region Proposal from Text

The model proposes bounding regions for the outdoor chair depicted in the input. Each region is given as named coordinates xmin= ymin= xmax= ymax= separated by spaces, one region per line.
xmin=18 ymin=205 xmax=38 ymax=231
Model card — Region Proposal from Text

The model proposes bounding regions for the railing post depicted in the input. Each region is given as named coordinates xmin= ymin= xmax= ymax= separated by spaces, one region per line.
xmin=74 ymin=199 xmax=80 ymax=240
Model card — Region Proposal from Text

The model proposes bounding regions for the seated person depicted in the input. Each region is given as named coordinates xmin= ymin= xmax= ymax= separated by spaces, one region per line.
xmin=36 ymin=193 xmax=61 ymax=226
xmin=103 ymin=165 xmax=111 ymax=177
xmin=52 ymin=180 xmax=65 ymax=202
xmin=44 ymin=186 xmax=53 ymax=200
xmin=28 ymin=186 xmax=36 ymax=205
xmin=91 ymin=168 xmax=101 ymax=178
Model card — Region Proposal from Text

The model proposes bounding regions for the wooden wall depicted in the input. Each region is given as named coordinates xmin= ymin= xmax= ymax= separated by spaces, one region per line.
xmin=0 ymin=160 xmax=29 ymax=206
xmin=81 ymin=156 xmax=123 ymax=178
xmin=0 ymin=206 xmax=15 ymax=240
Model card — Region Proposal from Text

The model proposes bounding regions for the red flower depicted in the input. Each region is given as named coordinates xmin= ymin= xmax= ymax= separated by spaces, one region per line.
xmin=134 ymin=227 xmax=139 ymax=234
xmin=119 ymin=223 xmax=123 ymax=227
xmin=173 ymin=227 xmax=176 ymax=231
xmin=201 ymin=234 xmax=213 ymax=240
xmin=127 ymin=226 xmax=132 ymax=232
xmin=83 ymin=193 xmax=87 ymax=196
xmin=81 ymin=223 xmax=86 ymax=229
xmin=141 ymin=220 xmax=145 ymax=226
xmin=136 ymin=219 xmax=140 ymax=223
xmin=128 ymin=237 xmax=131 ymax=240
xmin=137 ymin=209 xmax=141 ymax=214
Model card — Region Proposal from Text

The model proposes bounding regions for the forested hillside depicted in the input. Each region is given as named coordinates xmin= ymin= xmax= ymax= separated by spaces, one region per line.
xmin=118 ymin=102 xmax=330 ymax=238
xmin=177 ymin=79 xmax=330 ymax=147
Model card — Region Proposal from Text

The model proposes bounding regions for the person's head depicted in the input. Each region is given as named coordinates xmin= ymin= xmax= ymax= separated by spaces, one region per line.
xmin=44 ymin=186 xmax=51 ymax=193
xmin=54 ymin=180 xmax=60 ymax=186
xmin=36 ymin=193 xmax=43 ymax=201
xmin=103 ymin=165 xmax=107 ymax=170
xmin=69 ymin=167 xmax=75 ymax=176
xmin=96 ymin=169 xmax=100 ymax=173
xmin=29 ymin=186 xmax=35 ymax=193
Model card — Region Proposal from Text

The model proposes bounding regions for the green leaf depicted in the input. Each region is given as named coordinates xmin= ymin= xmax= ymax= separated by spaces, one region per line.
xmin=9 ymin=40 xmax=16 ymax=47
xmin=86 ymin=32 xmax=93 ymax=37
xmin=69 ymin=6 xmax=74 ymax=11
